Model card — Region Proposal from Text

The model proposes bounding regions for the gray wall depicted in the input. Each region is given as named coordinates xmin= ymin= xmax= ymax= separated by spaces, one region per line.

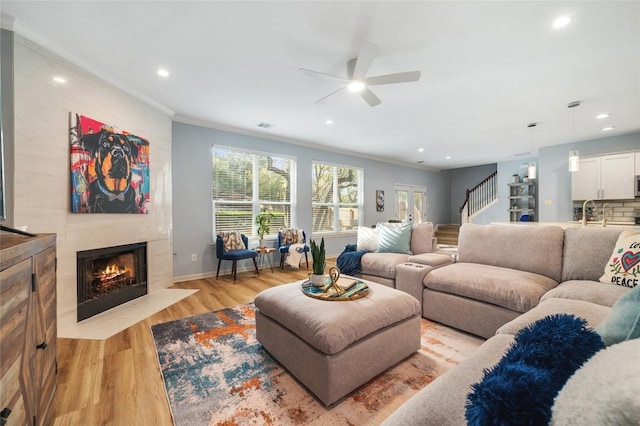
xmin=1 ymin=29 xmax=14 ymax=226
xmin=448 ymin=163 xmax=497 ymax=223
xmin=172 ymin=121 xmax=450 ymax=279
xmin=538 ymin=132 xmax=640 ymax=222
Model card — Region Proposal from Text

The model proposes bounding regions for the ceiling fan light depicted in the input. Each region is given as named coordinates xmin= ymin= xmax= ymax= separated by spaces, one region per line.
xmin=347 ymin=81 xmax=365 ymax=92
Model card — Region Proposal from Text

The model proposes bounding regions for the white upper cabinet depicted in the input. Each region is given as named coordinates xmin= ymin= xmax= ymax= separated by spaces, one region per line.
xmin=572 ymin=152 xmax=635 ymax=200
xmin=636 ymin=152 xmax=640 ymax=175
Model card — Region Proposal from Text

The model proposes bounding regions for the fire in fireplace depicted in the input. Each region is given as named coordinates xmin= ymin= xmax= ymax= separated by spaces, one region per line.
xmin=77 ymin=242 xmax=147 ymax=321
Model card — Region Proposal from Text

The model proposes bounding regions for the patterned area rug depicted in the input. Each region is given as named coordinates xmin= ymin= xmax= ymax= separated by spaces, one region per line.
xmin=151 ymin=304 xmax=483 ymax=425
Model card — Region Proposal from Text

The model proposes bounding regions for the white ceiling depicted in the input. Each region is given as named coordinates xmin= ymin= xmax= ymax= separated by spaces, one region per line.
xmin=2 ymin=1 xmax=639 ymax=170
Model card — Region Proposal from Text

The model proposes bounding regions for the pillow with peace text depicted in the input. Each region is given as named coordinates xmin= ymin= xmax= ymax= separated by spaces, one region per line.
xmin=599 ymin=230 xmax=639 ymax=288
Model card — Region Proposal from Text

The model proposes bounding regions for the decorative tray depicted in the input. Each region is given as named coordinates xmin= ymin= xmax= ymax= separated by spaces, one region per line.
xmin=301 ymin=277 xmax=369 ymax=301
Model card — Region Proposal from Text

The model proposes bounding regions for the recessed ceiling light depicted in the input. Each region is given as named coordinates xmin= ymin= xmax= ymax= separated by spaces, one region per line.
xmin=445 ymin=156 xmax=451 ymax=160
xmin=347 ymin=81 xmax=365 ymax=92
xmin=157 ymin=68 xmax=170 ymax=78
xmin=596 ymin=113 xmax=611 ymax=119
xmin=418 ymin=148 xmax=424 ymax=152
xmin=52 ymin=76 xmax=66 ymax=84
xmin=553 ymin=15 xmax=571 ymax=29
xmin=325 ymin=119 xmax=333 ymax=125
xmin=602 ymin=126 xmax=615 ymax=131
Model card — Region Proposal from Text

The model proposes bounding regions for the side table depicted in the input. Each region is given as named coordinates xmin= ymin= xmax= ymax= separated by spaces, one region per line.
xmin=254 ymin=247 xmax=276 ymax=272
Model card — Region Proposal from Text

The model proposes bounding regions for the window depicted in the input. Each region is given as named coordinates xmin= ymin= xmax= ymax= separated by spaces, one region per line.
xmin=212 ymin=146 xmax=296 ymax=239
xmin=312 ymin=162 xmax=363 ymax=233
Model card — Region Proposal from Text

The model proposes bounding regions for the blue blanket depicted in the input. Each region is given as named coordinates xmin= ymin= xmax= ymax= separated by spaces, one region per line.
xmin=336 ymin=244 xmax=367 ymax=275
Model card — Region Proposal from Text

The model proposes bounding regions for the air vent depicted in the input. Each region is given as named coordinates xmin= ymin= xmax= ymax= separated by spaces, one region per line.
xmin=513 ymin=152 xmax=532 ymax=157
xmin=257 ymin=122 xmax=275 ymax=129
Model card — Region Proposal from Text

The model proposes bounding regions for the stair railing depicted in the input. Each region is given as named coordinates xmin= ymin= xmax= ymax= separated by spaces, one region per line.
xmin=459 ymin=171 xmax=498 ymax=224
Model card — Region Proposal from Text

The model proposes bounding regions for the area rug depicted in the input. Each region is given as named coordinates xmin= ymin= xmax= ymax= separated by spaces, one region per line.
xmin=151 ymin=304 xmax=483 ymax=425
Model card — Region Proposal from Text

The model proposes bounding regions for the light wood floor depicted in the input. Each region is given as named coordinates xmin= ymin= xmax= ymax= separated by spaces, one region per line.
xmin=52 ymin=260 xmax=330 ymax=425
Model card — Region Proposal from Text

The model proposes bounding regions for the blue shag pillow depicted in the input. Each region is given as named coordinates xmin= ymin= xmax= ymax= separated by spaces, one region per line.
xmin=465 ymin=314 xmax=605 ymax=426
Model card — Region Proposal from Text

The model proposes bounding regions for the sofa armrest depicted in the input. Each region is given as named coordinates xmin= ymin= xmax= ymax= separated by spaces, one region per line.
xmin=408 ymin=253 xmax=452 ymax=267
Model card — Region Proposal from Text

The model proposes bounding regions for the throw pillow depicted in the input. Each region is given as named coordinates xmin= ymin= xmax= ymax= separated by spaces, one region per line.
xmin=599 ymin=230 xmax=639 ymax=288
xmin=356 ymin=226 xmax=379 ymax=252
xmin=595 ymin=285 xmax=640 ymax=346
xmin=376 ymin=223 xmax=412 ymax=255
xmin=280 ymin=228 xmax=299 ymax=245
xmin=219 ymin=231 xmax=246 ymax=251
xmin=465 ymin=314 xmax=605 ymax=426
xmin=551 ymin=339 xmax=640 ymax=426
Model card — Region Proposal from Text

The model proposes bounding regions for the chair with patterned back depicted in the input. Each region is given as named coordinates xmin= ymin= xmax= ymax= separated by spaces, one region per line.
xmin=277 ymin=228 xmax=310 ymax=270
xmin=216 ymin=232 xmax=259 ymax=282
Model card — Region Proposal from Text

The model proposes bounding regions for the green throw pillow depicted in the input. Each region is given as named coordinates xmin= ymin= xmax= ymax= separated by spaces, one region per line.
xmin=595 ymin=285 xmax=640 ymax=346
xmin=376 ymin=223 xmax=412 ymax=255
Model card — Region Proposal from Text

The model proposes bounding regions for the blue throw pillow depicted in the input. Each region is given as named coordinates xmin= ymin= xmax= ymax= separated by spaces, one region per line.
xmin=465 ymin=314 xmax=605 ymax=426
xmin=376 ymin=223 xmax=412 ymax=254
xmin=595 ymin=285 xmax=640 ymax=346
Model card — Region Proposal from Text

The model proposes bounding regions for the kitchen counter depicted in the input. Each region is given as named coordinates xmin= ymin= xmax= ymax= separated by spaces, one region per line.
xmin=491 ymin=221 xmax=639 ymax=230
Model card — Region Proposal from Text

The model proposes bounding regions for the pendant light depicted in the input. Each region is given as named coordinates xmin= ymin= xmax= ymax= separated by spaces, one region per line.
xmin=568 ymin=101 xmax=581 ymax=172
xmin=527 ymin=122 xmax=537 ymax=180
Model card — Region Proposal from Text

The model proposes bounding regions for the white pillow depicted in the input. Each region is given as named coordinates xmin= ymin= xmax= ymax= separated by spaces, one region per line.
xmin=357 ymin=226 xmax=378 ymax=252
xmin=599 ymin=230 xmax=639 ymax=288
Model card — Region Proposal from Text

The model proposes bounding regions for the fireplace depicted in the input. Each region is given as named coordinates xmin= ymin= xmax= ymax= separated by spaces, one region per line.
xmin=77 ymin=242 xmax=148 ymax=321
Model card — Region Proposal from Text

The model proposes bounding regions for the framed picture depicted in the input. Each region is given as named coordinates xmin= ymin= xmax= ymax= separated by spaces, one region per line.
xmin=376 ymin=190 xmax=384 ymax=212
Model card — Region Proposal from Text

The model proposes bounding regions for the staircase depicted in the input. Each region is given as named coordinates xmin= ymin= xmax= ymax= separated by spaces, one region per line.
xmin=435 ymin=224 xmax=460 ymax=246
xmin=460 ymin=171 xmax=498 ymax=224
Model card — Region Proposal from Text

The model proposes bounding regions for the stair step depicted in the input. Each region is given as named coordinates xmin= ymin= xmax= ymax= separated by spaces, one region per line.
xmin=435 ymin=224 xmax=460 ymax=246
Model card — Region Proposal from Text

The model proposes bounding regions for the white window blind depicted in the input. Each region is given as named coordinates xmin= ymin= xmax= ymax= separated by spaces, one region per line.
xmin=212 ymin=146 xmax=296 ymax=239
xmin=311 ymin=162 xmax=362 ymax=233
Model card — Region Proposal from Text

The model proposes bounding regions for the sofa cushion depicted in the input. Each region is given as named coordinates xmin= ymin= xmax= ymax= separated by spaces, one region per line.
xmin=496 ymin=298 xmax=611 ymax=335
xmin=356 ymin=226 xmax=378 ymax=252
xmin=595 ymin=284 xmax=640 ymax=346
xmin=410 ymin=221 xmax=434 ymax=255
xmin=562 ymin=226 xmax=623 ymax=282
xmin=541 ymin=280 xmax=630 ymax=308
xmin=361 ymin=253 xmax=410 ymax=279
xmin=425 ymin=263 xmax=558 ymax=313
xmin=466 ymin=315 xmax=605 ymax=426
xmin=457 ymin=223 xmax=564 ymax=282
xmin=599 ymin=229 xmax=640 ymax=288
xmin=407 ymin=252 xmax=451 ymax=267
xmin=551 ymin=339 xmax=640 ymax=426
xmin=376 ymin=223 xmax=412 ymax=254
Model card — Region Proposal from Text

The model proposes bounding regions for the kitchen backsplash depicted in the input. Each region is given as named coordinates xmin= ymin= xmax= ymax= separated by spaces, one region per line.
xmin=573 ymin=199 xmax=640 ymax=223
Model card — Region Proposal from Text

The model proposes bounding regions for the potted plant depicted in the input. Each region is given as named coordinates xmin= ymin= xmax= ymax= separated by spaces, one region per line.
xmin=255 ymin=208 xmax=274 ymax=247
xmin=309 ymin=237 xmax=326 ymax=286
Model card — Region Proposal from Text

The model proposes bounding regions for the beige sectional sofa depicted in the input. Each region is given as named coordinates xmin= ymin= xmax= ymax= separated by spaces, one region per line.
xmin=383 ymin=224 xmax=638 ymax=425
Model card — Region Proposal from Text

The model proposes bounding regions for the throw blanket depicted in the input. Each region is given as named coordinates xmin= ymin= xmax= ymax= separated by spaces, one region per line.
xmin=336 ymin=244 xmax=367 ymax=275
xmin=285 ymin=243 xmax=306 ymax=268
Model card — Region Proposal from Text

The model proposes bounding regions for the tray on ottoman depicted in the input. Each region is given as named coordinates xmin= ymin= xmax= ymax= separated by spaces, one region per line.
xmin=254 ymin=278 xmax=421 ymax=405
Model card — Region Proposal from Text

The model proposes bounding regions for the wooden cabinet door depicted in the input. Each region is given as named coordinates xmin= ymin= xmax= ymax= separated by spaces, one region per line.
xmin=33 ymin=246 xmax=57 ymax=425
xmin=571 ymin=157 xmax=600 ymax=200
xmin=601 ymin=153 xmax=635 ymax=199
xmin=0 ymin=259 xmax=34 ymax=426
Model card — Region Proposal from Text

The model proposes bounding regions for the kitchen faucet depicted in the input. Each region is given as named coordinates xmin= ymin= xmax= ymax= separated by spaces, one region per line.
xmin=582 ymin=199 xmax=597 ymax=227
xmin=601 ymin=203 xmax=609 ymax=227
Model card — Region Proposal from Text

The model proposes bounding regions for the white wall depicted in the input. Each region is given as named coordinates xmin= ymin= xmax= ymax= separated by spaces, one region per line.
xmin=12 ymin=35 xmax=173 ymax=321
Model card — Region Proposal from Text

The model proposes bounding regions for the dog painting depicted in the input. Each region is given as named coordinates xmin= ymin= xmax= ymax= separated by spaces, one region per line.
xmin=70 ymin=113 xmax=150 ymax=213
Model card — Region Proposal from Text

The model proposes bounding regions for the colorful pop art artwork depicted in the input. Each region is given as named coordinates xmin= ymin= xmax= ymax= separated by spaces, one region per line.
xmin=70 ymin=113 xmax=150 ymax=213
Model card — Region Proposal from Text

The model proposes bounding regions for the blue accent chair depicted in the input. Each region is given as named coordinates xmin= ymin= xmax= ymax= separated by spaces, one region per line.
xmin=216 ymin=234 xmax=259 ymax=282
xmin=277 ymin=230 xmax=310 ymax=270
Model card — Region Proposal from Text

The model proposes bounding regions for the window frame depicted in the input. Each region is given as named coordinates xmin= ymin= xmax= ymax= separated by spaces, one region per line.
xmin=311 ymin=161 xmax=363 ymax=235
xmin=212 ymin=145 xmax=297 ymax=241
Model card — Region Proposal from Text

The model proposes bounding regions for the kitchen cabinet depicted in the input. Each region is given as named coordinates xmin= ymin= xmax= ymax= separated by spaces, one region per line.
xmin=1 ymin=232 xmax=57 ymax=426
xmin=571 ymin=152 xmax=635 ymax=200
xmin=636 ymin=152 xmax=640 ymax=175
xmin=508 ymin=180 xmax=536 ymax=222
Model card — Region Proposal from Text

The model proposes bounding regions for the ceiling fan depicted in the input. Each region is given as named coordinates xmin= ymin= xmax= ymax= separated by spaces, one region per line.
xmin=299 ymin=42 xmax=421 ymax=107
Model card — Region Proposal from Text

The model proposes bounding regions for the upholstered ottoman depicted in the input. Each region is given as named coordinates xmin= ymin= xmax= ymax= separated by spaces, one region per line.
xmin=254 ymin=279 xmax=421 ymax=405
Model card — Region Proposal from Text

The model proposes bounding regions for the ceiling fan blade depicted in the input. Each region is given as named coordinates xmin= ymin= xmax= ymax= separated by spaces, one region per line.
xmin=360 ymin=87 xmax=382 ymax=107
xmin=352 ymin=42 xmax=378 ymax=80
xmin=315 ymin=86 xmax=346 ymax=104
xmin=365 ymin=71 xmax=421 ymax=86
xmin=298 ymin=68 xmax=348 ymax=82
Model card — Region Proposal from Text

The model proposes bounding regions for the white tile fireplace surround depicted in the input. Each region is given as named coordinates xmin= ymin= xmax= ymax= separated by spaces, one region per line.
xmin=12 ymin=36 xmax=182 ymax=338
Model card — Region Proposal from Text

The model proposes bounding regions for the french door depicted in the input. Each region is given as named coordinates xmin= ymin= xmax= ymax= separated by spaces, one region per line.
xmin=395 ymin=185 xmax=426 ymax=224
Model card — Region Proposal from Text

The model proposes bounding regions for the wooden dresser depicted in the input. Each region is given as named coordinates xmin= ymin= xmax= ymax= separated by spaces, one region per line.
xmin=1 ymin=232 xmax=57 ymax=426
